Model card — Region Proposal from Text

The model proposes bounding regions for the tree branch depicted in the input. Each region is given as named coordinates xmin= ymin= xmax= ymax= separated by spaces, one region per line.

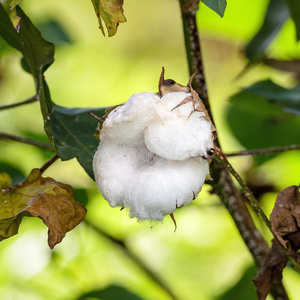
xmin=225 ymin=144 xmax=300 ymax=157
xmin=84 ymin=219 xmax=178 ymax=300
xmin=178 ymin=1 xmax=289 ymax=299
xmin=0 ymin=131 xmax=54 ymax=151
xmin=40 ymin=154 xmax=59 ymax=174
xmin=0 ymin=95 xmax=38 ymax=110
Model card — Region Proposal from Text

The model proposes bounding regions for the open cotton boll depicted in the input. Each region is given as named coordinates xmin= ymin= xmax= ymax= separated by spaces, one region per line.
xmin=125 ymin=156 xmax=209 ymax=220
xmin=145 ymin=92 xmax=213 ymax=160
xmin=93 ymin=69 xmax=215 ymax=224
xmin=101 ymin=92 xmax=159 ymax=146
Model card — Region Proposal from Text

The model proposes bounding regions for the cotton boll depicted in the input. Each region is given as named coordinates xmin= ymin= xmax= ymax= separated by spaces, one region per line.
xmin=101 ymin=92 xmax=159 ymax=146
xmin=125 ymin=156 xmax=209 ymax=220
xmin=93 ymin=75 xmax=215 ymax=223
xmin=145 ymin=92 xmax=213 ymax=160
xmin=93 ymin=140 xmax=154 ymax=207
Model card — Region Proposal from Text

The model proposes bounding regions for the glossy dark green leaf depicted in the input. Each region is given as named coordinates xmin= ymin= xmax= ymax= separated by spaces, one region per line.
xmin=245 ymin=0 xmax=290 ymax=63
xmin=0 ymin=5 xmax=55 ymax=146
xmin=218 ymin=265 xmax=257 ymax=300
xmin=202 ymin=0 xmax=227 ymax=18
xmin=15 ymin=7 xmax=54 ymax=77
xmin=50 ymin=105 xmax=107 ymax=180
xmin=77 ymin=284 xmax=143 ymax=300
xmin=0 ymin=3 xmax=21 ymax=50
xmin=226 ymin=90 xmax=300 ymax=164
xmin=285 ymin=0 xmax=300 ymax=40
xmin=244 ymin=80 xmax=300 ymax=116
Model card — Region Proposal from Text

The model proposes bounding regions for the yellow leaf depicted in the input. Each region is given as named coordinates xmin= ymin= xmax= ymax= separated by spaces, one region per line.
xmin=91 ymin=0 xmax=126 ymax=37
xmin=1 ymin=0 xmax=22 ymax=31
xmin=0 ymin=169 xmax=87 ymax=249
xmin=0 ymin=172 xmax=12 ymax=188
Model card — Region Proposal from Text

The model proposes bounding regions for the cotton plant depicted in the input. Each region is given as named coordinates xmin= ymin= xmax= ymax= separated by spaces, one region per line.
xmin=92 ymin=68 xmax=216 ymax=226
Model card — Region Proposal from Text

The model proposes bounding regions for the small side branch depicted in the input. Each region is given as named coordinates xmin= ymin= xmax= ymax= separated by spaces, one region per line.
xmin=0 ymin=95 xmax=38 ymax=111
xmin=84 ymin=219 xmax=178 ymax=300
xmin=226 ymin=144 xmax=300 ymax=157
xmin=40 ymin=154 xmax=59 ymax=174
xmin=214 ymin=146 xmax=271 ymax=228
xmin=0 ymin=132 xmax=54 ymax=151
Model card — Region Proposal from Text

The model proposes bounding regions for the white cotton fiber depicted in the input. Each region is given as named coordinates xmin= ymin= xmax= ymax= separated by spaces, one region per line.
xmin=93 ymin=141 xmax=154 ymax=207
xmin=145 ymin=92 xmax=213 ymax=160
xmin=101 ymin=92 xmax=159 ymax=146
xmin=93 ymin=88 xmax=214 ymax=221
xmin=125 ymin=156 xmax=209 ymax=220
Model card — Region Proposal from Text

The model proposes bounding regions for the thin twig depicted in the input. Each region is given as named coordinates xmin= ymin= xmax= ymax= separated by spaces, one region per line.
xmin=84 ymin=219 xmax=178 ymax=300
xmin=0 ymin=132 xmax=53 ymax=151
xmin=226 ymin=144 xmax=300 ymax=157
xmin=214 ymin=146 xmax=271 ymax=227
xmin=40 ymin=154 xmax=59 ymax=174
xmin=0 ymin=95 xmax=38 ymax=110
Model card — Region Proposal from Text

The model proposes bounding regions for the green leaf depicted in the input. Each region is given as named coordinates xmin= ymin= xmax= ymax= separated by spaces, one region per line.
xmin=0 ymin=3 xmax=21 ymax=50
xmin=0 ymin=5 xmax=55 ymax=146
xmin=77 ymin=284 xmax=143 ymax=300
xmin=226 ymin=90 xmax=300 ymax=164
xmin=245 ymin=0 xmax=290 ymax=63
xmin=285 ymin=0 xmax=300 ymax=40
xmin=0 ymin=0 xmax=22 ymax=10
xmin=202 ymin=0 xmax=227 ymax=18
xmin=50 ymin=105 xmax=107 ymax=180
xmin=0 ymin=0 xmax=22 ymax=31
xmin=16 ymin=7 xmax=54 ymax=77
xmin=91 ymin=0 xmax=126 ymax=37
xmin=244 ymin=80 xmax=300 ymax=116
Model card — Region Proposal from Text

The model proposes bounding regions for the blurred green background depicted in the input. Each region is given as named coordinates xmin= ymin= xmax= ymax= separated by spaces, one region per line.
xmin=0 ymin=0 xmax=300 ymax=299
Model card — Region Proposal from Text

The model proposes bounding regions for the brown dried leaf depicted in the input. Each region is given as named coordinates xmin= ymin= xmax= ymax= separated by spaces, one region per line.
xmin=253 ymin=240 xmax=288 ymax=300
xmin=253 ymin=185 xmax=300 ymax=300
xmin=0 ymin=169 xmax=87 ymax=249
xmin=270 ymin=185 xmax=300 ymax=251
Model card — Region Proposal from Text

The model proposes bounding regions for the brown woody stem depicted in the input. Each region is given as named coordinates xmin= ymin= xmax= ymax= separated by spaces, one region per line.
xmin=178 ymin=1 xmax=289 ymax=298
xmin=40 ymin=154 xmax=59 ymax=174
xmin=0 ymin=132 xmax=54 ymax=151
xmin=225 ymin=144 xmax=300 ymax=157
xmin=0 ymin=95 xmax=38 ymax=110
